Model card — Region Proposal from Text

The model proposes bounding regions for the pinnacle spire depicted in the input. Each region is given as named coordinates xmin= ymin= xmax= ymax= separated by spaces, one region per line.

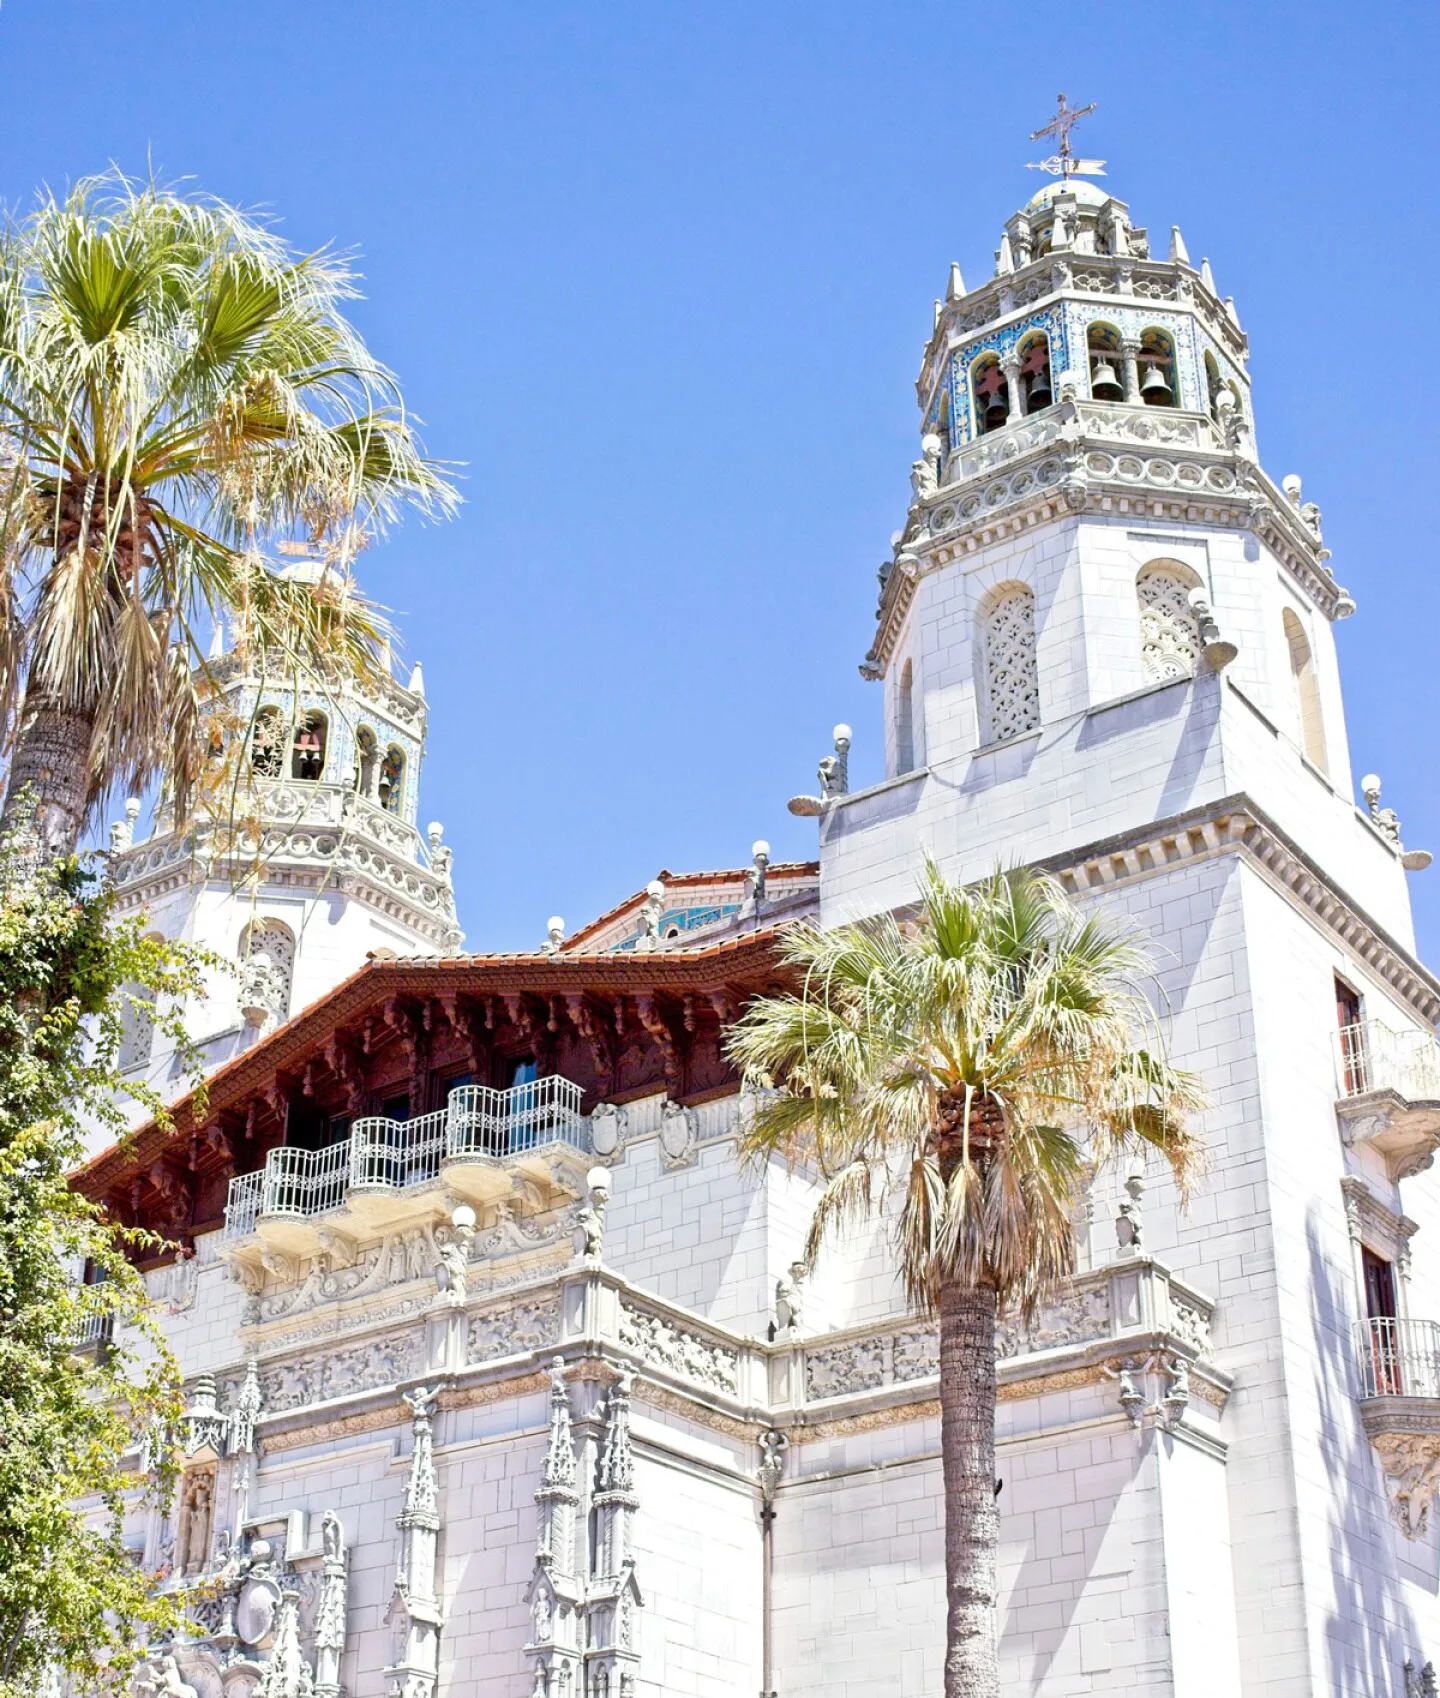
xmin=1169 ymin=225 xmax=1190 ymax=265
xmin=946 ymin=261 xmax=965 ymax=301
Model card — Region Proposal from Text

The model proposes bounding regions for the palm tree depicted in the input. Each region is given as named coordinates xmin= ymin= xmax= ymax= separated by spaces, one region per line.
xmin=727 ymin=863 xmax=1203 ymax=1698
xmin=0 ymin=171 xmax=456 ymax=861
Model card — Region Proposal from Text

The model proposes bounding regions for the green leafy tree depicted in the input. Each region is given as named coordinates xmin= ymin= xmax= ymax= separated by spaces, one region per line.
xmin=0 ymin=170 xmax=457 ymax=862
xmin=727 ymin=864 xmax=1204 ymax=1698
xmin=0 ymin=836 xmax=211 ymax=1694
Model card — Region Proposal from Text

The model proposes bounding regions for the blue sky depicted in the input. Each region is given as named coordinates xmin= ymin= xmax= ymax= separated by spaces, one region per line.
xmin=3 ymin=2 xmax=1437 ymax=953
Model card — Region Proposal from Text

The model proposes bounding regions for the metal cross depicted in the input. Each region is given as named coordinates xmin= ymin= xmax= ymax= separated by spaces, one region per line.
xmin=1027 ymin=93 xmax=1105 ymax=180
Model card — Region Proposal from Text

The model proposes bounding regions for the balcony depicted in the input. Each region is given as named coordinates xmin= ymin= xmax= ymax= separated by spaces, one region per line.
xmin=1334 ymin=1021 xmax=1440 ymax=1182
xmin=1353 ymin=1317 xmax=1440 ymax=1539
xmin=223 ymin=1077 xmax=591 ymax=1256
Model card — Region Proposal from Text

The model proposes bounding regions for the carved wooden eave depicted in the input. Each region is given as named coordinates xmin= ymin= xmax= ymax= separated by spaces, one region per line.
xmin=74 ymin=927 xmax=793 ymax=1228
xmin=1042 ymin=793 xmax=1440 ymax=1025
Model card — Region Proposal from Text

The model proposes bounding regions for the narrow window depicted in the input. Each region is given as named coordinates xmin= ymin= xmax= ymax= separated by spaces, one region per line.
xmin=982 ymin=585 xmax=1040 ymax=744
xmin=972 ymin=355 xmax=1010 ymax=435
xmin=1363 ymin=1248 xmax=1398 ymax=1321
xmin=507 ymin=1056 xmax=538 ymax=1088
xmin=1138 ymin=328 xmax=1178 ymax=407
xmin=1336 ymin=978 xmax=1366 ymax=1094
xmin=251 ymin=706 xmax=284 ymax=778
xmin=1138 ymin=564 xmax=1202 ymax=683
xmin=1017 ymin=333 xmax=1053 ymax=415
xmin=379 ymin=746 xmax=406 ymax=815
xmin=896 ymin=659 xmax=915 ymax=775
xmin=291 ymin=711 xmax=326 ymax=782
xmin=1087 ymin=323 xmax=1123 ymax=401
xmin=1283 ymin=608 xmax=1327 ymax=772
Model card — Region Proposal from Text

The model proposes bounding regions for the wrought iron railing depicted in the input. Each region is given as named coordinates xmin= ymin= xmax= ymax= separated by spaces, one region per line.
xmin=222 ymin=1075 xmax=591 ymax=1241
xmin=224 ymin=1170 xmax=265 ymax=1242
xmin=1335 ymin=1021 xmax=1440 ymax=1103
xmin=445 ymin=1077 xmax=587 ymax=1159
xmin=259 ymin=1141 xmax=350 ymax=1221
xmin=1354 ymin=1317 xmax=1440 ymax=1399
xmin=349 ymin=1107 xmax=449 ymax=1192
xmin=74 ymin=1310 xmax=115 ymax=1351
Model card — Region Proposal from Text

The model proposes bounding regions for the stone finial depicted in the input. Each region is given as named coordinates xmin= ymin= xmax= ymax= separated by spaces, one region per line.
xmin=1200 ymin=257 xmax=1217 ymax=293
xmin=746 ymin=841 xmax=770 ymax=906
xmin=1169 ymin=225 xmax=1190 ymax=265
xmin=995 ymin=233 xmax=1014 ymax=276
xmin=932 ymin=298 xmax=942 ymax=330
xmin=378 ymin=636 xmax=393 ymax=677
xmin=1282 ymin=474 xmax=1303 ymax=507
xmin=946 ymin=260 xmax=965 ymax=301
xmin=544 ymin=916 xmax=565 ymax=955
xmin=208 ymin=621 xmax=226 ymax=660
xmin=1224 ymin=295 xmax=1243 ymax=330
xmin=407 ymin=659 xmax=426 ymax=696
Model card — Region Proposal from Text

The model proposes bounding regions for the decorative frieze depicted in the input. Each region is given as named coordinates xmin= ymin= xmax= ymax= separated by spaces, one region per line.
xmin=617 ymin=1301 xmax=739 ymax=1394
xmin=260 ymin=1331 xmax=425 ymax=1412
xmin=467 ymin=1293 xmax=562 ymax=1362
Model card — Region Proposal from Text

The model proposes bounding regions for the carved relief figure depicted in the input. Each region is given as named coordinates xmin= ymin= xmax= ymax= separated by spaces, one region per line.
xmin=179 ymin=1468 xmax=215 ymax=1575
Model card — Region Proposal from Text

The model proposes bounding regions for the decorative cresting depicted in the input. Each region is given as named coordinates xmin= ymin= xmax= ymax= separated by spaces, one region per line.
xmin=982 ymin=584 xmax=1041 ymax=743
xmin=1138 ymin=564 xmax=1203 ymax=683
xmin=586 ymin=1374 xmax=643 ymax=1698
xmin=385 ymin=1385 xmax=444 ymax=1698
xmin=528 ymin=1360 xmax=584 ymax=1698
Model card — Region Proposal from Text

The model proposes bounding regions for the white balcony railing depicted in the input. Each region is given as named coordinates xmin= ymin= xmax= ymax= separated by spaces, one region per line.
xmin=1355 ymin=1316 xmax=1440 ymax=1400
xmin=260 ymin=1141 xmax=350 ymax=1222
xmin=222 ymin=1075 xmax=591 ymax=1242
xmin=1336 ymin=1021 xmax=1440 ymax=1103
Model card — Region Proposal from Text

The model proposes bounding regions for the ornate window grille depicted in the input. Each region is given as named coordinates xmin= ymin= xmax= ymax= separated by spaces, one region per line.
xmin=241 ymin=919 xmax=296 ymax=1025
xmin=982 ymin=586 xmax=1040 ymax=743
xmin=1138 ymin=566 xmax=1202 ymax=683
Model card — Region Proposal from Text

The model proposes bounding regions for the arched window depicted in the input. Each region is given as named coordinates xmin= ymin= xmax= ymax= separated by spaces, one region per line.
xmin=1017 ymin=332 xmax=1053 ymax=415
xmin=971 ymin=354 xmax=1010 ymax=435
xmin=240 ymin=919 xmax=296 ymax=1026
xmin=354 ymin=726 xmax=379 ymax=800
xmin=981 ymin=584 xmax=1040 ymax=744
xmin=896 ymin=659 xmax=916 ymax=775
xmin=1138 ymin=564 xmax=1202 ymax=683
xmin=251 ymin=706 xmax=284 ymax=778
xmin=379 ymin=746 xmax=405 ymax=815
xmin=1283 ymin=608 xmax=1327 ymax=772
xmin=1138 ymin=328 xmax=1178 ymax=407
xmin=1087 ymin=323 xmax=1123 ymax=401
xmin=291 ymin=711 xmax=326 ymax=782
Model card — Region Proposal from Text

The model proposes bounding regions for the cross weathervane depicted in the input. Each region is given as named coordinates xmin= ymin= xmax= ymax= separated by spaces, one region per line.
xmin=1026 ymin=93 xmax=1106 ymax=181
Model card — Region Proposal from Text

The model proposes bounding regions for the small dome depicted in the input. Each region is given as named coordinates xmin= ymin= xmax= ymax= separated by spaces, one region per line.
xmin=1024 ymin=177 xmax=1112 ymax=212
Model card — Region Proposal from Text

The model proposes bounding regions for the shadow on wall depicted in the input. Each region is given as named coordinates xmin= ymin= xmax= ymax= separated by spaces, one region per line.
xmin=1306 ymin=1209 xmax=1431 ymax=1694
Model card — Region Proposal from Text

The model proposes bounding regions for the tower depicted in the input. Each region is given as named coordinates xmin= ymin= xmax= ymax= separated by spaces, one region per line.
xmin=816 ymin=140 xmax=1440 ymax=1694
xmin=105 ymin=550 xmax=463 ymax=1102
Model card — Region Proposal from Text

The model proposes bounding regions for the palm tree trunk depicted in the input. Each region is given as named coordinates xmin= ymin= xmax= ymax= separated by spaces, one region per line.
xmin=0 ymin=691 xmax=94 ymax=861
xmin=938 ymin=1273 xmax=1000 ymax=1698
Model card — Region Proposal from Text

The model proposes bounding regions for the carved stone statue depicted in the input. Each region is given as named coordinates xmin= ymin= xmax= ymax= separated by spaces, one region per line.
xmin=156 ymin=1656 xmax=199 ymax=1698
xmin=774 ymin=1261 xmax=805 ymax=1335
xmin=435 ymin=1234 xmax=470 ymax=1303
xmin=178 ymin=1468 xmax=215 ymax=1575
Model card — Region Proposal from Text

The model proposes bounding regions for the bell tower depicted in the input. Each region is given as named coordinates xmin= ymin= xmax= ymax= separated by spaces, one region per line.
xmin=105 ymin=550 xmax=463 ymax=1097
xmin=817 ymin=108 xmax=1440 ymax=1698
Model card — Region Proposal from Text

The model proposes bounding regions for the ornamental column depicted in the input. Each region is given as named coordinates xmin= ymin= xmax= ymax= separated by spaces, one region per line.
xmin=1120 ymin=336 xmax=1142 ymax=403
xmin=384 ymin=1385 xmax=444 ymax=1698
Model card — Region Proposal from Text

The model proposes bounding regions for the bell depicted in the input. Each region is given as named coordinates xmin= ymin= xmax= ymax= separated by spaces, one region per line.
xmin=1026 ymin=373 xmax=1053 ymax=413
xmin=1140 ymin=364 xmax=1174 ymax=405
xmin=983 ymin=399 xmax=1009 ymax=432
xmin=1090 ymin=360 xmax=1123 ymax=401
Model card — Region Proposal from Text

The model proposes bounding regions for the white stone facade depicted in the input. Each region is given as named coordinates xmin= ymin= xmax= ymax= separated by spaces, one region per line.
xmin=112 ymin=173 xmax=1440 ymax=1698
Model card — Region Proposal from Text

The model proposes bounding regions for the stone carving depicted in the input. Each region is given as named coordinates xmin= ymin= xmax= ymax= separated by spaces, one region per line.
xmin=386 ymin=1387 xmax=444 ymax=1698
xmin=178 ymin=1467 xmax=216 ymax=1575
xmin=257 ymin=1225 xmax=442 ymax=1320
xmin=150 ymin=1655 xmax=199 ymax=1698
xmin=1116 ymin=1163 xmax=1146 ymax=1254
xmin=261 ymin=1331 xmax=425 ymax=1412
xmin=1405 ymin=1660 xmax=1438 ymax=1698
xmin=618 ymin=1303 xmax=738 ymax=1394
xmin=774 ymin=1261 xmax=806 ymax=1336
xmin=1109 ymin=1358 xmax=1146 ymax=1428
xmin=658 ymin=1100 xmax=698 ymax=1169
xmin=230 ymin=1357 xmax=263 ymax=1456
xmin=909 ymin=433 xmax=941 ymax=503
xmin=257 ymin=1586 xmax=308 ymax=1697
xmin=575 ymin=1167 xmax=611 ymax=1262
xmin=982 ymin=585 xmax=1040 ymax=744
xmin=757 ymin=1429 xmax=788 ymax=1504
xmin=184 ymin=1375 xmax=230 ymax=1460
xmin=806 ymin=1336 xmax=887 ymax=1401
xmin=1138 ymin=566 xmax=1203 ymax=683
xmin=590 ymin=1102 xmax=627 ymax=1160
xmin=1371 ymin=1433 xmax=1440 ymax=1539
xmin=435 ymin=1208 xmax=476 ymax=1304
xmin=312 ymin=1513 xmax=348 ymax=1698
xmin=997 ymin=1284 xmax=1111 ymax=1360
xmin=1160 ymin=1354 xmax=1190 ymax=1430
xmin=467 ymin=1294 xmax=560 ymax=1362
xmin=1167 ymin=1295 xmax=1212 ymax=1357
xmin=892 ymin=1326 xmax=940 ymax=1382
